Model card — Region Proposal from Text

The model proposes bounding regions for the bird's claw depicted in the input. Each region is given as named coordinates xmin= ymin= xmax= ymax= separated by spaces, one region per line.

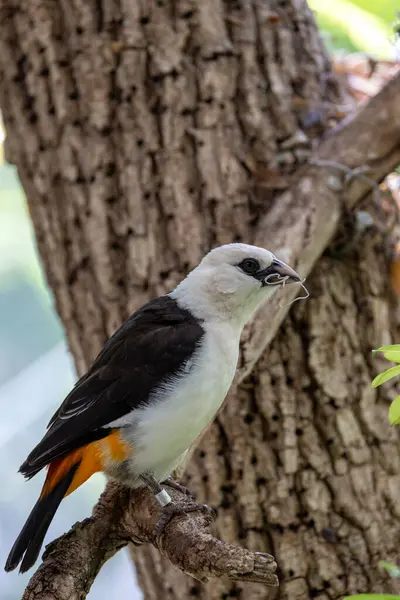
xmin=162 ymin=477 xmax=196 ymax=500
xmin=154 ymin=502 xmax=215 ymax=542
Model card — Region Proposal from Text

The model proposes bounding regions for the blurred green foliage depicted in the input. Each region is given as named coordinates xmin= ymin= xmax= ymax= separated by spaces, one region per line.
xmin=310 ymin=0 xmax=398 ymax=58
xmin=0 ymin=164 xmax=63 ymax=384
xmin=0 ymin=164 xmax=47 ymax=290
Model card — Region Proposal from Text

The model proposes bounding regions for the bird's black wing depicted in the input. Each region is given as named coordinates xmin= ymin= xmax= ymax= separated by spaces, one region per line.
xmin=20 ymin=296 xmax=204 ymax=478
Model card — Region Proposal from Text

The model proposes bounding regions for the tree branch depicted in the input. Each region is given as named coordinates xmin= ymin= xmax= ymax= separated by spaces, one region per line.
xmin=22 ymin=484 xmax=278 ymax=600
xmin=20 ymin=69 xmax=400 ymax=600
xmin=237 ymin=71 xmax=400 ymax=383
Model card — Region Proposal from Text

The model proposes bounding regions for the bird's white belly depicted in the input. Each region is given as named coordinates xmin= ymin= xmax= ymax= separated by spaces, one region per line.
xmin=123 ymin=324 xmax=239 ymax=481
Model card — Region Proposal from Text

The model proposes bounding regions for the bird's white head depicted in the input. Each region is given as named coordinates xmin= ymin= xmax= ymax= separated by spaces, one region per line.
xmin=170 ymin=243 xmax=301 ymax=329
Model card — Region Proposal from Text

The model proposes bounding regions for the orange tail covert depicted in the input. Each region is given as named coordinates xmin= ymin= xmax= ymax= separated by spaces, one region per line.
xmin=5 ymin=431 xmax=128 ymax=573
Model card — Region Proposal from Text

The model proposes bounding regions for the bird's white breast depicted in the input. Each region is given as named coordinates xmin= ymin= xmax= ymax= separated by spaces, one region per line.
xmin=122 ymin=321 xmax=240 ymax=481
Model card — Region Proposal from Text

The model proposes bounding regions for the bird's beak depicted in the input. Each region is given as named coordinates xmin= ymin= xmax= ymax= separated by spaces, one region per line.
xmin=258 ymin=258 xmax=301 ymax=286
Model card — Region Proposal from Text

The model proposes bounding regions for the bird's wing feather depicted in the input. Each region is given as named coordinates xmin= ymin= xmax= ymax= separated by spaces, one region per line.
xmin=20 ymin=296 xmax=204 ymax=477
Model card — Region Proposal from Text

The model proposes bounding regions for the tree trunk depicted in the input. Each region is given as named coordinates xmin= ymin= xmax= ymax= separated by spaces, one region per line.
xmin=1 ymin=1 xmax=399 ymax=599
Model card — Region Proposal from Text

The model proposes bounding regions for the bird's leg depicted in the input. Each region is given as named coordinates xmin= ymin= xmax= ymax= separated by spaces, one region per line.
xmin=161 ymin=476 xmax=195 ymax=499
xmin=140 ymin=473 xmax=172 ymax=507
xmin=140 ymin=473 xmax=214 ymax=541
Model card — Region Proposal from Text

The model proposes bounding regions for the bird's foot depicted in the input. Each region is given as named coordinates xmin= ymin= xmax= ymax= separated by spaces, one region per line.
xmin=154 ymin=502 xmax=215 ymax=542
xmin=162 ymin=476 xmax=196 ymax=499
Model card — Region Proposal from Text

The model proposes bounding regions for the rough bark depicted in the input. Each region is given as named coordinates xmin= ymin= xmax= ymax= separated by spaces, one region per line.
xmin=0 ymin=1 xmax=400 ymax=600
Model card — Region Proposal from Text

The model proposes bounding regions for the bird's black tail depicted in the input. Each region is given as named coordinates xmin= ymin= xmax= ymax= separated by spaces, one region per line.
xmin=4 ymin=463 xmax=78 ymax=573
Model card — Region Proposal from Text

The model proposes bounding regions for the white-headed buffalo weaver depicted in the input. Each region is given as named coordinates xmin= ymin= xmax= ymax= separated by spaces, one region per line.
xmin=5 ymin=243 xmax=301 ymax=573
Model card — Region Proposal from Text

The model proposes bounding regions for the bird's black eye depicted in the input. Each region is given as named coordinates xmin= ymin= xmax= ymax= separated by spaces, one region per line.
xmin=239 ymin=258 xmax=260 ymax=275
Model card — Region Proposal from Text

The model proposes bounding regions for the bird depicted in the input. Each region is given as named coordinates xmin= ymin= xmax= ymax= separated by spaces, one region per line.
xmin=5 ymin=243 xmax=301 ymax=574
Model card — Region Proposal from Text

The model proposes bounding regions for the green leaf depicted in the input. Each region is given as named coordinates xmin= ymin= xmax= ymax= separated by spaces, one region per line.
xmin=373 ymin=345 xmax=400 ymax=363
xmin=383 ymin=351 xmax=400 ymax=363
xmin=389 ymin=396 xmax=400 ymax=425
xmin=372 ymin=365 xmax=400 ymax=388
xmin=379 ymin=560 xmax=400 ymax=577
xmin=344 ymin=595 xmax=400 ymax=600
xmin=374 ymin=345 xmax=400 ymax=353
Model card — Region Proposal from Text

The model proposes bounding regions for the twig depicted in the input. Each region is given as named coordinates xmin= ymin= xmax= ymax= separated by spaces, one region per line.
xmin=308 ymin=159 xmax=382 ymax=207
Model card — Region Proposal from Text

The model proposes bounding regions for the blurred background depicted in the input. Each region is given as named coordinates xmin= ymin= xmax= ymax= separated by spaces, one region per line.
xmin=0 ymin=153 xmax=140 ymax=598
xmin=0 ymin=2 xmax=399 ymax=599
